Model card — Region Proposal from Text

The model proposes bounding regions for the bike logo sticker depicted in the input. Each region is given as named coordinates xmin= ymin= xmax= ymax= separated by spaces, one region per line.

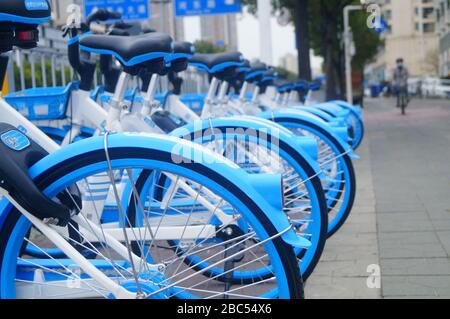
xmin=25 ymin=0 xmax=49 ymax=11
xmin=1 ymin=130 xmax=31 ymax=151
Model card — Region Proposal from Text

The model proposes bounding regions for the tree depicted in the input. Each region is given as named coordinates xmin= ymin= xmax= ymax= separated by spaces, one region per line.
xmin=424 ymin=48 xmax=439 ymax=75
xmin=309 ymin=0 xmax=381 ymax=100
xmin=242 ymin=1 xmax=382 ymax=100
xmin=274 ymin=66 xmax=297 ymax=80
xmin=193 ymin=40 xmax=227 ymax=54
xmin=293 ymin=0 xmax=312 ymax=81
xmin=241 ymin=0 xmax=312 ymax=81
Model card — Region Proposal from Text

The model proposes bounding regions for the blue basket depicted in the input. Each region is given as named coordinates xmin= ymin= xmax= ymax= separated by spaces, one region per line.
xmin=5 ymin=83 xmax=75 ymax=121
xmin=180 ymin=93 xmax=206 ymax=115
xmin=99 ymin=90 xmax=165 ymax=106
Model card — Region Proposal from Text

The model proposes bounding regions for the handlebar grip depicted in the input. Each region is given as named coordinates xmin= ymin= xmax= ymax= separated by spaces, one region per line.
xmin=86 ymin=8 xmax=122 ymax=26
xmin=109 ymin=11 xmax=122 ymax=19
xmin=90 ymin=24 xmax=106 ymax=34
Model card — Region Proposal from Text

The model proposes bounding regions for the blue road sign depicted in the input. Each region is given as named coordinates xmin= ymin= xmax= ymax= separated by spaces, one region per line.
xmin=374 ymin=18 xmax=389 ymax=34
xmin=84 ymin=0 xmax=149 ymax=21
xmin=175 ymin=0 xmax=242 ymax=17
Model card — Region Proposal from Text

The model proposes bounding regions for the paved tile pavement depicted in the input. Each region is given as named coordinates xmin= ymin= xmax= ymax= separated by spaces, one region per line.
xmin=306 ymin=113 xmax=381 ymax=299
xmin=305 ymin=97 xmax=450 ymax=299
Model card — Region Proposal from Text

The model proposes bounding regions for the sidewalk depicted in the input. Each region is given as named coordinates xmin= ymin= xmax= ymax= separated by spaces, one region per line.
xmin=306 ymin=125 xmax=381 ymax=298
xmin=368 ymin=97 xmax=450 ymax=298
xmin=305 ymin=97 xmax=450 ymax=299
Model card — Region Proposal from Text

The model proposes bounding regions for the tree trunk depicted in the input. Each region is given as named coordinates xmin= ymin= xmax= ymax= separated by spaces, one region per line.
xmin=293 ymin=0 xmax=312 ymax=81
xmin=335 ymin=51 xmax=346 ymax=99
xmin=324 ymin=17 xmax=338 ymax=100
xmin=325 ymin=47 xmax=337 ymax=100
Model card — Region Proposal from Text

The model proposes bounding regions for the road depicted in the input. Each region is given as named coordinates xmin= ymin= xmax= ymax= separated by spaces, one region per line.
xmin=306 ymin=97 xmax=450 ymax=298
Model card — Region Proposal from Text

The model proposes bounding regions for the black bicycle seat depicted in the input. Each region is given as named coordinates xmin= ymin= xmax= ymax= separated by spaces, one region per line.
xmin=274 ymin=79 xmax=294 ymax=93
xmin=236 ymin=59 xmax=251 ymax=73
xmin=172 ymin=41 xmax=195 ymax=57
xmin=0 ymin=0 xmax=51 ymax=51
xmin=245 ymin=61 xmax=268 ymax=82
xmin=80 ymin=33 xmax=173 ymax=67
xmin=165 ymin=41 xmax=194 ymax=73
xmin=0 ymin=0 xmax=51 ymax=25
xmin=190 ymin=51 xmax=244 ymax=74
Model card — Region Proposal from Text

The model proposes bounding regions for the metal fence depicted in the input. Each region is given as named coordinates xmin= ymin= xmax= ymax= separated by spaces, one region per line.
xmin=7 ymin=47 xmax=208 ymax=96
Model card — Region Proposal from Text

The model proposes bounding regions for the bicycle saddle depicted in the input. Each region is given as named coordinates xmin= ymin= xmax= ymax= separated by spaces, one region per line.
xmin=0 ymin=0 xmax=51 ymax=51
xmin=170 ymin=41 xmax=195 ymax=60
xmin=293 ymin=79 xmax=309 ymax=89
xmin=0 ymin=0 xmax=51 ymax=25
xmin=189 ymin=51 xmax=244 ymax=73
xmin=274 ymin=79 xmax=294 ymax=93
xmin=80 ymin=33 xmax=173 ymax=67
xmin=166 ymin=41 xmax=195 ymax=74
xmin=236 ymin=59 xmax=251 ymax=73
xmin=245 ymin=61 xmax=268 ymax=82
xmin=261 ymin=69 xmax=277 ymax=82
xmin=309 ymin=81 xmax=322 ymax=91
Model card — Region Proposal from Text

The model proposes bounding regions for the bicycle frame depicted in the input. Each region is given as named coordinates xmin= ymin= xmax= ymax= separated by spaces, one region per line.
xmin=0 ymin=67 xmax=263 ymax=297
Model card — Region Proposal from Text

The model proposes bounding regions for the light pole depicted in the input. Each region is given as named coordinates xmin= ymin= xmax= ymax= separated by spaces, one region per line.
xmin=343 ymin=5 xmax=362 ymax=104
xmin=417 ymin=0 xmax=425 ymax=75
xmin=258 ymin=0 xmax=273 ymax=65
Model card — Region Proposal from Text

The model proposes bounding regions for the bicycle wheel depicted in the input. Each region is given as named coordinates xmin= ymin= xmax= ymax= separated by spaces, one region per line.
xmin=401 ymin=92 xmax=406 ymax=115
xmin=261 ymin=111 xmax=356 ymax=237
xmin=170 ymin=117 xmax=328 ymax=281
xmin=329 ymin=101 xmax=365 ymax=149
xmin=0 ymin=133 xmax=303 ymax=299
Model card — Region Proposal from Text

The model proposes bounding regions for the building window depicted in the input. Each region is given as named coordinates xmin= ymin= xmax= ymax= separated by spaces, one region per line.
xmin=423 ymin=23 xmax=435 ymax=33
xmin=423 ymin=8 xmax=434 ymax=19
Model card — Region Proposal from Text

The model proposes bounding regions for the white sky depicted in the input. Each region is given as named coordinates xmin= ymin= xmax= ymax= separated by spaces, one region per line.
xmin=183 ymin=9 xmax=323 ymax=71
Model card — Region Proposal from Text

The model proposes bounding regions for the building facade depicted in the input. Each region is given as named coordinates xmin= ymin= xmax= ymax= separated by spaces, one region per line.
xmin=200 ymin=14 xmax=239 ymax=51
xmin=279 ymin=53 xmax=298 ymax=74
xmin=50 ymin=0 xmax=76 ymax=26
xmin=436 ymin=0 xmax=450 ymax=77
xmin=367 ymin=0 xmax=439 ymax=82
xmin=49 ymin=0 xmax=184 ymax=40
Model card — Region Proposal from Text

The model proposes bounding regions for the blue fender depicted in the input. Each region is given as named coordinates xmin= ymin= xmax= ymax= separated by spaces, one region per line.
xmin=170 ymin=116 xmax=322 ymax=173
xmin=259 ymin=109 xmax=358 ymax=159
xmin=0 ymin=133 xmax=309 ymax=249
xmin=247 ymin=174 xmax=283 ymax=212
xmin=292 ymin=106 xmax=335 ymax=122
xmin=329 ymin=100 xmax=363 ymax=119
xmin=262 ymin=108 xmax=350 ymax=146
xmin=313 ymin=103 xmax=349 ymax=119
xmin=237 ymin=116 xmax=319 ymax=162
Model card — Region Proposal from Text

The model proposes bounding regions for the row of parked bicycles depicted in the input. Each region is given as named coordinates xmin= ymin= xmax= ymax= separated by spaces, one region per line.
xmin=0 ymin=1 xmax=364 ymax=299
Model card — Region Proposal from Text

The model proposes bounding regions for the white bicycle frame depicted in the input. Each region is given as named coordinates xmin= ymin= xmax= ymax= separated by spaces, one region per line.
xmin=147 ymin=74 xmax=286 ymax=174
xmin=0 ymin=67 xmax=236 ymax=298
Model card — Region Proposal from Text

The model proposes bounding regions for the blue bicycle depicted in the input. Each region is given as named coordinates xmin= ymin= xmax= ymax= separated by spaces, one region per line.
xmin=0 ymin=1 xmax=305 ymax=299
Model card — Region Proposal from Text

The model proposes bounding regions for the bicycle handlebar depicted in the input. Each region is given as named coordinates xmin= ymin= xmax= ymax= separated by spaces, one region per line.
xmin=86 ymin=9 xmax=122 ymax=27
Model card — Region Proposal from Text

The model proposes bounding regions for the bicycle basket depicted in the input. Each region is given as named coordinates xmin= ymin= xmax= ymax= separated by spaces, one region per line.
xmin=180 ymin=93 xmax=206 ymax=115
xmin=5 ymin=82 xmax=76 ymax=121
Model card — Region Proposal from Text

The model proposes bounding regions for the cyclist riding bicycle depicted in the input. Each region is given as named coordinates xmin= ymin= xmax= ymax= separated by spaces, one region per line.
xmin=392 ymin=58 xmax=409 ymax=112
